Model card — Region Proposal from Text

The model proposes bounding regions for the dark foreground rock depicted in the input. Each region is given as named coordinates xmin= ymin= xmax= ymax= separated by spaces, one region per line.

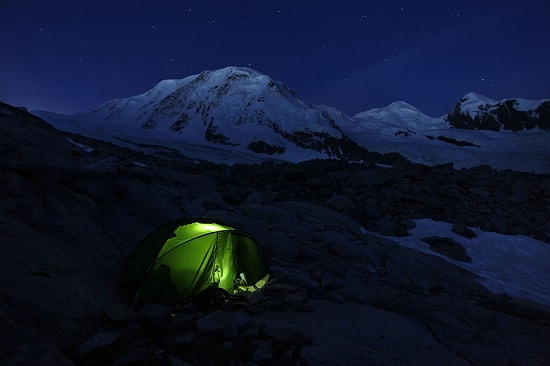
xmin=1 ymin=102 xmax=550 ymax=365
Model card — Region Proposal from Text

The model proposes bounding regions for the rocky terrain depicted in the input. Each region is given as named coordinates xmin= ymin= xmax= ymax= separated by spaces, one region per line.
xmin=1 ymin=101 xmax=550 ymax=365
xmin=445 ymin=93 xmax=550 ymax=131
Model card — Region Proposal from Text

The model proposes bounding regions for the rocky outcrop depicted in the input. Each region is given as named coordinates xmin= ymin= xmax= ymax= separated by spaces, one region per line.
xmin=219 ymin=159 xmax=549 ymax=242
xmin=446 ymin=94 xmax=550 ymax=131
xmin=1 ymin=102 xmax=550 ymax=365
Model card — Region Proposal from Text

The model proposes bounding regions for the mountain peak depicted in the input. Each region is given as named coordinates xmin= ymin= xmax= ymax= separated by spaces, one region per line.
xmin=36 ymin=66 xmax=364 ymax=162
xmin=386 ymin=100 xmax=418 ymax=110
xmin=353 ymin=100 xmax=443 ymax=131
xmin=211 ymin=65 xmax=264 ymax=78
xmin=462 ymin=92 xmax=496 ymax=103
xmin=447 ymin=92 xmax=549 ymax=131
xmin=459 ymin=92 xmax=498 ymax=111
xmin=460 ymin=92 xmax=549 ymax=112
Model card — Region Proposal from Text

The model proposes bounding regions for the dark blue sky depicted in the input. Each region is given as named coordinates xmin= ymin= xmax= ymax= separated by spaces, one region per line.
xmin=1 ymin=0 xmax=549 ymax=116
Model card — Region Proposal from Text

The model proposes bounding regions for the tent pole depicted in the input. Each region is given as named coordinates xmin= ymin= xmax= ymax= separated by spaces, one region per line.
xmin=187 ymin=235 xmax=216 ymax=295
xmin=131 ymin=289 xmax=141 ymax=309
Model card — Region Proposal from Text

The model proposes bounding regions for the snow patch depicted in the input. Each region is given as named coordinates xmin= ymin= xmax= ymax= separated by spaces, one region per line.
xmin=133 ymin=161 xmax=150 ymax=168
xmin=66 ymin=138 xmax=94 ymax=153
xmin=377 ymin=219 xmax=550 ymax=306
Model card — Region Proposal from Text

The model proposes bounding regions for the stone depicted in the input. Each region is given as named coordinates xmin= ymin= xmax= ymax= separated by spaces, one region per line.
xmin=0 ymin=302 xmax=15 ymax=332
xmin=273 ymin=267 xmax=320 ymax=291
xmin=305 ymin=176 xmax=331 ymax=188
xmin=421 ymin=236 xmax=472 ymax=262
xmin=510 ymin=182 xmax=530 ymax=203
xmin=399 ymin=218 xmax=416 ymax=230
xmin=264 ymin=326 xmax=307 ymax=345
xmin=1 ymin=345 xmax=75 ymax=366
xmin=138 ymin=303 xmax=172 ymax=329
xmin=451 ymin=223 xmax=476 ymax=238
xmin=327 ymin=194 xmax=355 ymax=210
xmin=468 ymin=187 xmax=490 ymax=198
xmin=245 ymin=291 xmax=266 ymax=305
xmin=75 ymin=331 xmax=122 ymax=357
xmin=195 ymin=309 xmax=252 ymax=335
xmin=384 ymin=247 xmax=479 ymax=296
xmin=168 ymin=356 xmax=193 ymax=366
xmin=239 ymin=324 xmax=261 ymax=339
xmin=366 ymin=219 xmax=408 ymax=236
xmin=72 ymin=178 xmax=114 ymax=204
xmin=164 ymin=331 xmax=199 ymax=346
xmin=243 ymin=191 xmax=264 ymax=204
xmin=223 ymin=323 xmax=239 ymax=339
xmin=165 ymin=312 xmax=196 ymax=333
xmin=486 ymin=216 xmax=509 ymax=234
xmin=251 ymin=339 xmax=274 ymax=362
xmin=111 ymin=347 xmax=149 ymax=366
xmin=102 ymin=302 xmax=138 ymax=323
xmin=362 ymin=206 xmax=381 ymax=220
xmin=282 ymin=290 xmax=308 ymax=304
xmin=439 ymin=183 xmax=464 ymax=199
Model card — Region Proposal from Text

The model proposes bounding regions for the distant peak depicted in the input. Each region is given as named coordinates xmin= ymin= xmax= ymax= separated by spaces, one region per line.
xmin=152 ymin=79 xmax=179 ymax=89
xmin=354 ymin=100 xmax=422 ymax=117
xmin=386 ymin=100 xmax=417 ymax=110
xmin=462 ymin=92 xmax=497 ymax=105
xmin=204 ymin=66 xmax=267 ymax=80
xmin=224 ymin=65 xmax=262 ymax=74
xmin=463 ymin=91 xmax=487 ymax=99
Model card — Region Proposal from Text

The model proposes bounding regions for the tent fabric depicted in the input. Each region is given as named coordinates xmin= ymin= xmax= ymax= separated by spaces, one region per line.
xmin=121 ymin=218 xmax=269 ymax=308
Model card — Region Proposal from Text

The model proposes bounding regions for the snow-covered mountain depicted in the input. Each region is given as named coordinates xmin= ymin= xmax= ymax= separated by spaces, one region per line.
xmin=33 ymin=67 xmax=550 ymax=172
xmin=347 ymin=94 xmax=549 ymax=173
xmin=352 ymin=100 xmax=446 ymax=133
xmin=35 ymin=66 xmax=365 ymax=163
xmin=445 ymin=92 xmax=550 ymax=131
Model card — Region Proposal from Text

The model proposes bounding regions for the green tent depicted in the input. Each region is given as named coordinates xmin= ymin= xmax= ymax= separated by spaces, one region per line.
xmin=121 ymin=218 xmax=269 ymax=308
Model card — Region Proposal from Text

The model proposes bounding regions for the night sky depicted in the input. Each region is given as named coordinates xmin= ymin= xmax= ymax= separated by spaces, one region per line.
xmin=1 ymin=0 xmax=549 ymax=117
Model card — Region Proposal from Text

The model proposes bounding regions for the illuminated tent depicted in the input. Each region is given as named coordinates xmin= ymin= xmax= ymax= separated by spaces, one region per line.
xmin=121 ymin=218 xmax=269 ymax=308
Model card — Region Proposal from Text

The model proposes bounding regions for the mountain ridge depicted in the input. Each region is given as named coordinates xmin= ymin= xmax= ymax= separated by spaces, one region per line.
xmin=31 ymin=66 xmax=549 ymax=172
xmin=446 ymin=92 xmax=550 ymax=131
xmin=35 ymin=66 xmax=369 ymax=162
